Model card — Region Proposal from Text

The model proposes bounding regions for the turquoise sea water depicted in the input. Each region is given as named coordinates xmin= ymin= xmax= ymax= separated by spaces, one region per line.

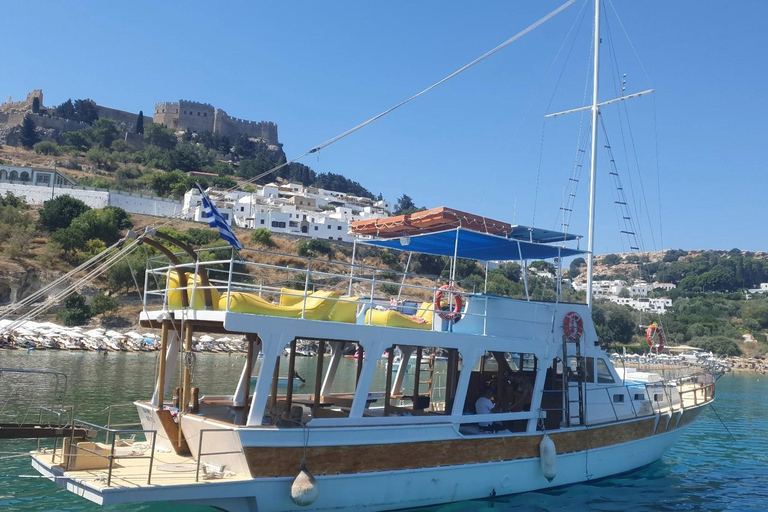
xmin=1 ymin=350 xmax=766 ymax=512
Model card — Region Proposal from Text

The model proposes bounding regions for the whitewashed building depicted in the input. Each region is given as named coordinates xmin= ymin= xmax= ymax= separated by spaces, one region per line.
xmin=607 ymin=296 xmax=673 ymax=314
xmin=183 ymin=182 xmax=391 ymax=243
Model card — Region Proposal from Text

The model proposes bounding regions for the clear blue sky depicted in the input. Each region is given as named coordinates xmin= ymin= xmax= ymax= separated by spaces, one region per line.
xmin=4 ymin=1 xmax=766 ymax=254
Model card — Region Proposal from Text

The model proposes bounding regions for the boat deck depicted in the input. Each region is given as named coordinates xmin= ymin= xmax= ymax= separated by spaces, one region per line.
xmin=30 ymin=448 xmax=250 ymax=491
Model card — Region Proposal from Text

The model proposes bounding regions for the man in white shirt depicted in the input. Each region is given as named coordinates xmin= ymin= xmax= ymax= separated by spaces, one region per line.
xmin=475 ymin=387 xmax=500 ymax=431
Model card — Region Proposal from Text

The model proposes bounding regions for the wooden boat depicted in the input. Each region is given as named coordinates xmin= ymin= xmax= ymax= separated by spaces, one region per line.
xmin=28 ymin=2 xmax=715 ymax=511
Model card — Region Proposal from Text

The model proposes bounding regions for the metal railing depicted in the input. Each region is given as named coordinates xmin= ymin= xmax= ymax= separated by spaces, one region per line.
xmin=582 ymin=372 xmax=715 ymax=426
xmin=142 ymin=245 xmax=560 ymax=339
xmin=62 ymin=419 xmax=158 ymax=487
xmin=195 ymin=429 xmax=242 ymax=482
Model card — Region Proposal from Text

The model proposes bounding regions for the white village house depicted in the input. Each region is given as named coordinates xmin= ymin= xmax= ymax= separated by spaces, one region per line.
xmin=183 ymin=181 xmax=391 ymax=243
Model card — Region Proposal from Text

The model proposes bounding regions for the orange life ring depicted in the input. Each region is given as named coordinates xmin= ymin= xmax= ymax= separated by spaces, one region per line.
xmin=563 ymin=311 xmax=584 ymax=341
xmin=435 ymin=285 xmax=463 ymax=323
xmin=646 ymin=323 xmax=666 ymax=350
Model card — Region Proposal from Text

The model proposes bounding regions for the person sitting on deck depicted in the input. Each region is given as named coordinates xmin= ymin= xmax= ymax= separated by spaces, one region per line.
xmin=475 ymin=387 xmax=503 ymax=432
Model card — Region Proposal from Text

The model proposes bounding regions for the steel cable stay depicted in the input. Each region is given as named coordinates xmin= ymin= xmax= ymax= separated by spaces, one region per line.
xmin=1 ymin=240 xmax=142 ymax=334
xmin=598 ymin=113 xmax=643 ymax=253
xmin=0 ymin=237 xmax=125 ymax=321
xmin=476 ymin=0 xmax=590 ymax=212
xmin=605 ymin=0 xmax=664 ymax=250
xmin=602 ymin=7 xmax=656 ymax=252
xmin=550 ymin=15 xmax=595 ymax=241
xmin=225 ymin=0 xmax=581 ymax=194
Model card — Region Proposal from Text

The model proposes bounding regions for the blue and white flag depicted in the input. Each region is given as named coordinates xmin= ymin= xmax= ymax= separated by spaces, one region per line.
xmin=196 ymin=184 xmax=243 ymax=250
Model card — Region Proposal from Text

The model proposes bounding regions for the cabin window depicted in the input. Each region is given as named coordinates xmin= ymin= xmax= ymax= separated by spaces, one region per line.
xmin=613 ymin=394 xmax=625 ymax=403
xmin=597 ymin=358 xmax=615 ymax=384
xmin=467 ymin=351 xmax=537 ymax=413
xmin=261 ymin=339 xmax=361 ymax=426
xmin=567 ymin=356 xmax=594 ymax=383
xmin=367 ymin=344 xmax=461 ymax=417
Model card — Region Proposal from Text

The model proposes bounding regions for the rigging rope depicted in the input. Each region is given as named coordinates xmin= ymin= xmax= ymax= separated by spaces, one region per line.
xmin=602 ymin=8 xmax=655 ymax=252
xmin=225 ymin=0 xmax=580 ymax=193
xmin=552 ymin=16 xmax=595 ymax=240
xmin=476 ymin=0 xmax=589 ymax=211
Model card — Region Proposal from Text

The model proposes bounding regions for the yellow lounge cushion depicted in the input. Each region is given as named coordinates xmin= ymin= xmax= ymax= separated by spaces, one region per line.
xmin=365 ymin=306 xmax=433 ymax=330
xmin=327 ymin=297 xmax=359 ymax=323
xmin=220 ymin=290 xmax=340 ymax=320
xmin=167 ymin=271 xmax=221 ymax=310
xmin=279 ymin=288 xmax=306 ymax=307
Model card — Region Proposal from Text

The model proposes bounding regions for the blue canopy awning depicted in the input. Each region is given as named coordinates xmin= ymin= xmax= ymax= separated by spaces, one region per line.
xmin=360 ymin=228 xmax=584 ymax=261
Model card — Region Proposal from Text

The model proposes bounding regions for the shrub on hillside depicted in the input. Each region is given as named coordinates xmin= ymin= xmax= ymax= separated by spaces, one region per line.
xmin=297 ymin=239 xmax=332 ymax=258
xmin=91 ymin=292 xmax=119 ymax=317
xmin=33 ymin=141 xmax=62 ymax=156
xmin=39 ymin=195 xmax=91 ymax=232
xmin=56 ymin=293 xmax=91 ymax=326
xmin=251 ymin=228 xmax=275 ymax=247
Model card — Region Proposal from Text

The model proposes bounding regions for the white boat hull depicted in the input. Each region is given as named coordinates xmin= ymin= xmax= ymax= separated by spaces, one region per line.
xmin=30 ymin=411 xmax=696 ymax=512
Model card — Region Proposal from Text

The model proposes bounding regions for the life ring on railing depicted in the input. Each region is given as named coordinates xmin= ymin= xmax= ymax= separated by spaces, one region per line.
xmin=563 ymin=311 xmax=584 ymax=341
xmin=646 ymin=322 xmax=666 ymax=350
xmin=435 ymin=285 xmax=463 ymax=323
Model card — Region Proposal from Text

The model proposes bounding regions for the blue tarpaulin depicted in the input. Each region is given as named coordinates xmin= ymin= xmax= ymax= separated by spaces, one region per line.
xmin=361 ymin=228 xmax=584 ymax=261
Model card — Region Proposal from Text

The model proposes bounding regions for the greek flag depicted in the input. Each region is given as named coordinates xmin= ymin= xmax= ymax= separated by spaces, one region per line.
xmin=196 ymin=184 xmax=243 ymax=250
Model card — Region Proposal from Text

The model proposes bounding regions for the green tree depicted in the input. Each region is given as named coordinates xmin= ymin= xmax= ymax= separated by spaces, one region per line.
xmin=498 ymin=262 xmax=521 ymax=282
xmin=212 ymin=176 xmax=237 ymax=188
xmin=394 ymin=194 xmax=416 ymax=215
xmin=33 ymin=141 xmax=62 ymax=155
xmin=51 ymin=207 xmax=128 ymax=252
xmin=86 ymin=146 xmax=118 ymax=171
xmin=297 ymin=239 xmax=332 ymax=257
xmin=144 ymin=123 xmax=178 ymax=150
xmin=90 ymin=292 xmax=119 ymax=316
xmin=57 ymin=293 xmax=91 ymax=326
xmin=39 ymin=195 xmax=91 ymax=232
xmin=602 ymin=254 xmax=622 ymax=266
xmin=92 ymin=118 xmax=120 ymax=148
xmin=0 ymin=192 xmax=26 ymax=208
xmin=569 ymin=257 xmax=586 ymax=279
xmin=20 ymin=116 xmax=40 ymax=149
xmin=54 ymin=99 xmax=76 ymax=120
xmin=251 ymin=228 xmax=275 ymax=247
xmin=135 ymin=110 xmax=144 ymax=135
xmin=73 ymin=99 xmax=99 ymax=124
xmin=62 ymin=130 xmax=93 ymax=151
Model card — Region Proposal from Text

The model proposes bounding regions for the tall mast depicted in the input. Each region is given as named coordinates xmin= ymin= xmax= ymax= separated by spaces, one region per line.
xmin=586 ymin=0 xmax=601 ymax=309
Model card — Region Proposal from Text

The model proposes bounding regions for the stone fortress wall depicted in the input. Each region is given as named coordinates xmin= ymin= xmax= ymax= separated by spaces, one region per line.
xmin=95 ymin=104 xmax=154 ymax=132
xmin=154 ymin=100 xmax=279 ymax=146
xmin=0 ymin=89 xmax=276 ymax=146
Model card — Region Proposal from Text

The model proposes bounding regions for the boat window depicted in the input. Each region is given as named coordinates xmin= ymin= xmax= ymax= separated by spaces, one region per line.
xmin=464 ymin=351 xmax=537 ymax=428
xmin=597 ymin=358 xmax=615 ymax=384
xmin=567 ymin=356 xmax=594 ymax=383
xmin=366 ymin=345 xmax=461 ymax=417
xmin=260 ymin=339 xmax=360 ymax=426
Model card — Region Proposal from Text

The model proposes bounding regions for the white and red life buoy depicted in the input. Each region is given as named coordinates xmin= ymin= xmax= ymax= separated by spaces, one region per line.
xmin=563 ymin=311 xmax=584 ymax=341
xmin=435 ymin=285 xmax=463 ymax=323
xmin=646 ymin=322 xmax=666 ymax=351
